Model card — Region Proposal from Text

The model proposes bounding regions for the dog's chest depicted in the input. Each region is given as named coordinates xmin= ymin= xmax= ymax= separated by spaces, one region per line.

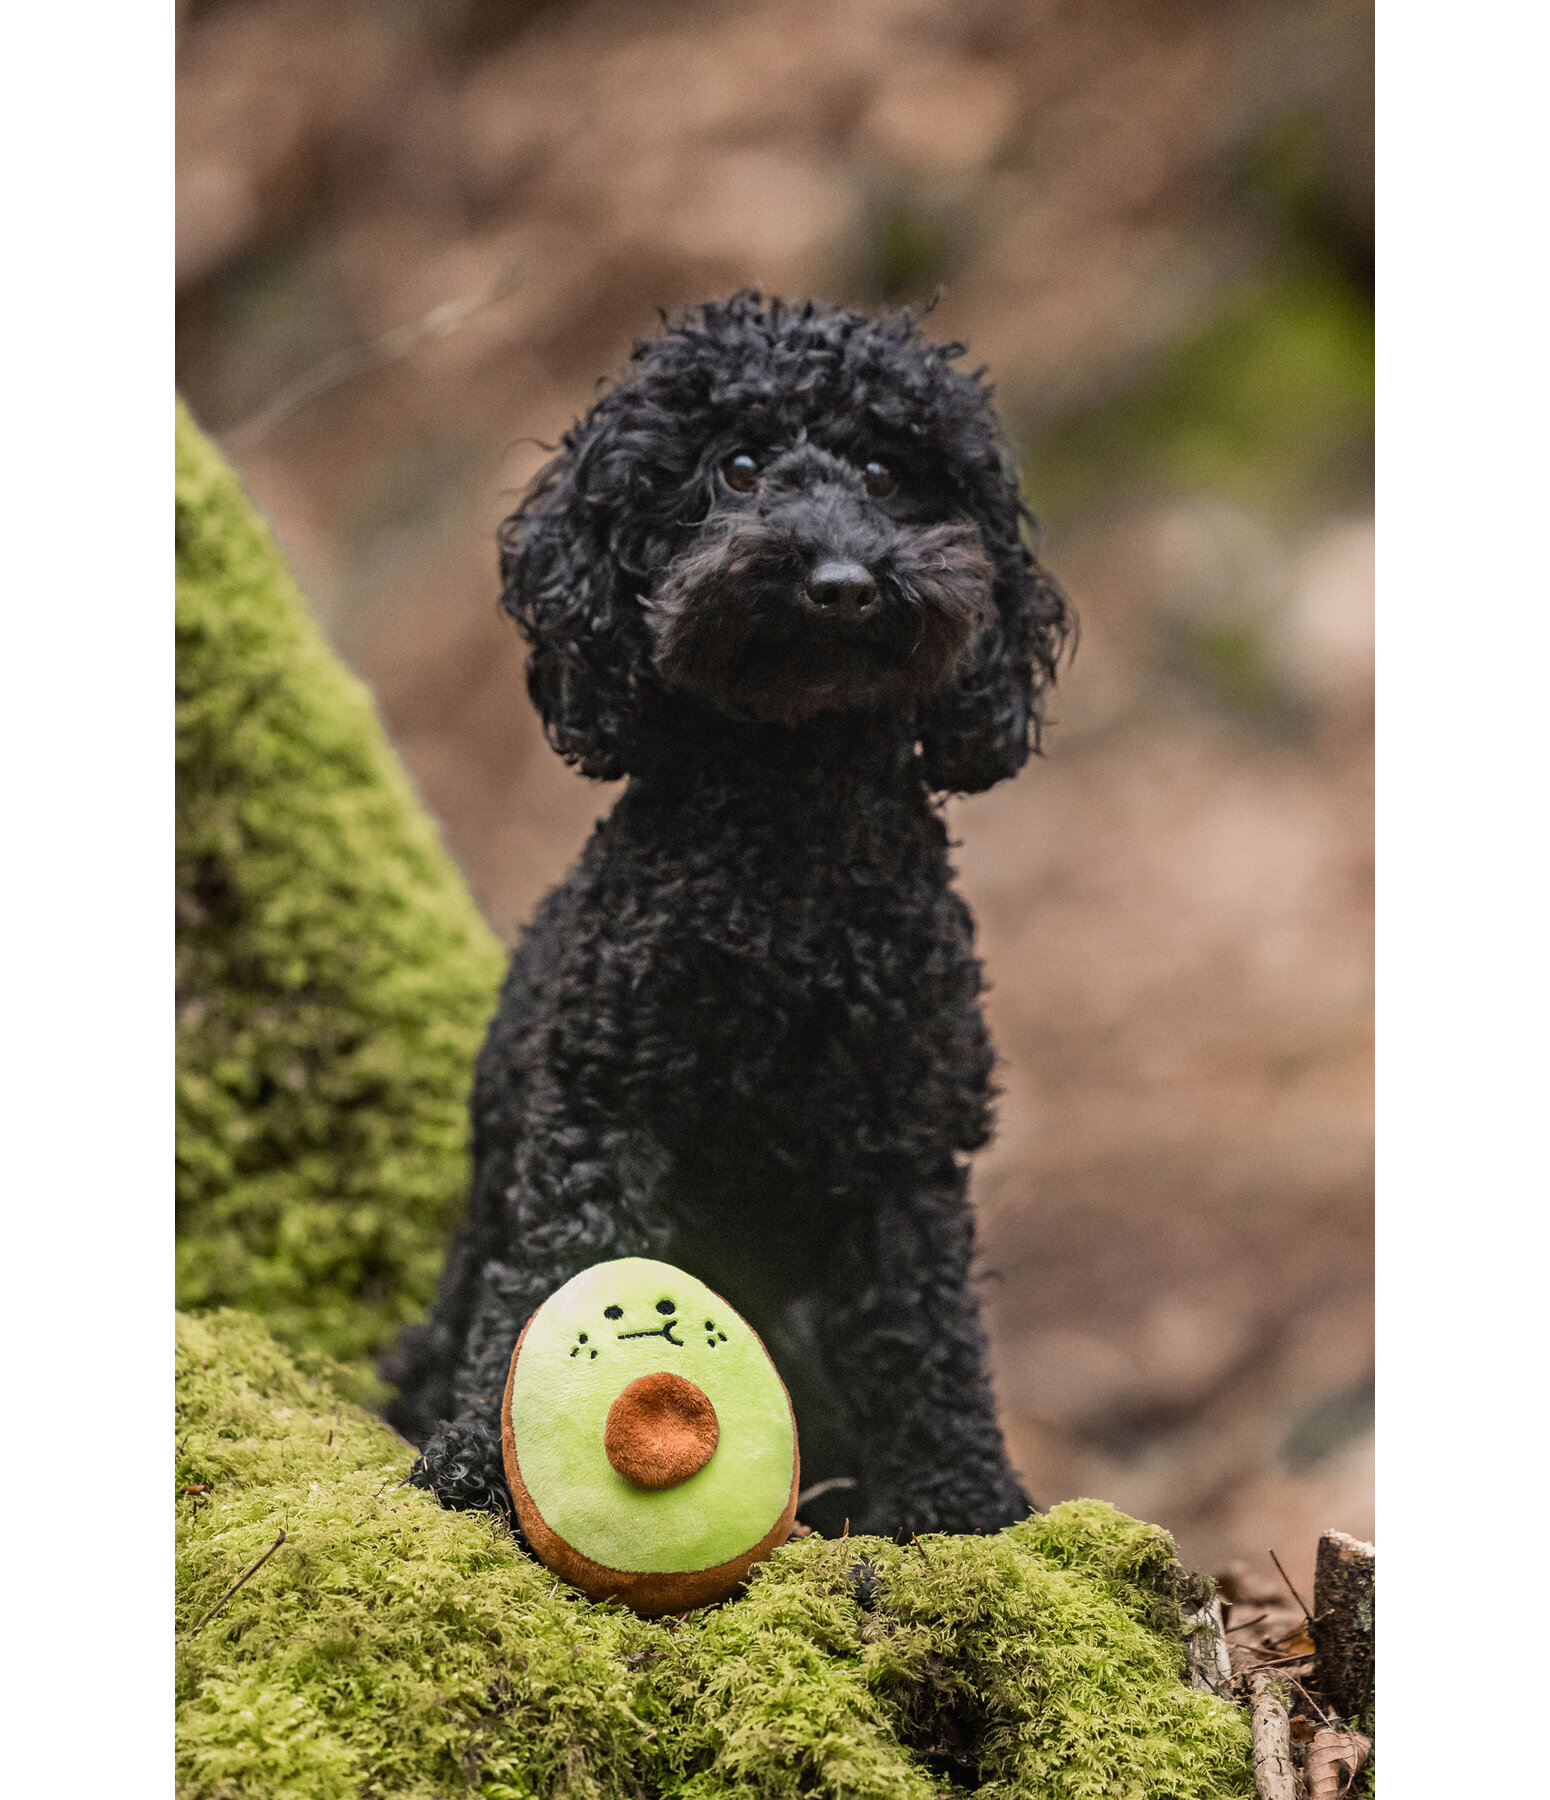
xmin=561 ymin=773 xmax=996 ymax=1174
xmin=606 ymin=774 xmax=962 ymax=995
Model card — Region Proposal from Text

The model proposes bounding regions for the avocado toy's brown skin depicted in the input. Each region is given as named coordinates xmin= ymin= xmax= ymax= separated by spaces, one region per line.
xmin=500 ymin=1318 xmax=800 ymax=1616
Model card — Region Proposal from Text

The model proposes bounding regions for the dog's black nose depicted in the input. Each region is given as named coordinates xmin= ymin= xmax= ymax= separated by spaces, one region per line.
xmin=806 ymin=560 xmax=878 ymax=615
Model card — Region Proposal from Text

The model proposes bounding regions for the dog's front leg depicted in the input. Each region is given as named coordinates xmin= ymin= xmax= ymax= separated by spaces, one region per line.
xmin=406 ymin=1125 xmax=675 ymax=1528
xmin=817 ymin=1162 xmax=1032 ymax=1539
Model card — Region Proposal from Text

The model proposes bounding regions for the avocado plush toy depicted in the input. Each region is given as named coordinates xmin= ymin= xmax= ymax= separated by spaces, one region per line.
xmin=502 ymin=1258 xmax=800 ymax=1615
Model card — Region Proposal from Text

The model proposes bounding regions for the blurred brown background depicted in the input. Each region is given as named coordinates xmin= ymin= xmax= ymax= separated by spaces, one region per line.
xmin=177 ymin=0 xmax=1373 ymax=1591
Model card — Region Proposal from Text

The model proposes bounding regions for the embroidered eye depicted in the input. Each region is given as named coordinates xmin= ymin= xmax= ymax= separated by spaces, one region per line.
xmin=861 ymin=460 xmax=897 ymax=499
xmin=656 ymin=1298 xmax=676 ymax=1315
xmin=722 ymin=452 xmax=760 ymax=493
xmin=603 ymin=1305 xmax=624 ymax=1320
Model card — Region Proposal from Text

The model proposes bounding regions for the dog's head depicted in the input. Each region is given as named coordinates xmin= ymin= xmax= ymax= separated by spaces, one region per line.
xmin=500 ymin=293 xmax=1071 ymax=790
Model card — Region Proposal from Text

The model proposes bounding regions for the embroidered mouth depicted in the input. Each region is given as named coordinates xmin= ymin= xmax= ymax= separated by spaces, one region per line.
xmin=617 ymin=1321 xmax=685 ymax=1347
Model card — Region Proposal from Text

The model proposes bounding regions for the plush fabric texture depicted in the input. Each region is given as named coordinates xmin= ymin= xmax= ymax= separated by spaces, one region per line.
xmin=605 ymin=1373 xmax=721 ymax=1488
xmin=177 ymin=1310 xmax=1254 ymax=1798
xmin=503 ymin=1369 xmax=801 ymax=1618
xmin=387 ymin=295 xmax=1074 ymax=1541
xmin=503 ymin=1259 xmax=798 ymax=1603
xmin=175 ymin=401 xmax=505 ymax=1373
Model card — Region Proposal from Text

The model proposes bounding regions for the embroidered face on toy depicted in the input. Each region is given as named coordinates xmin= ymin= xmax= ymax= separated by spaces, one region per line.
xmin=501 ymin=1258 xmax=800 ymax=1616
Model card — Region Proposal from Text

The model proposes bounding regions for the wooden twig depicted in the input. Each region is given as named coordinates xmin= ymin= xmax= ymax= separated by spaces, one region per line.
xmin=1245 ymin=1649 xmax=1315 ymax=1672
xmin=1225 ymin=1612 xmax=1269 ymax=1635
xmin=1267 ymin=1548 xmax=1314 ymax=1627
xmin=796 ymin=1476 xmax=857 ymax=1507
xmin=187 ymin=1530 xmax=286 ymax=1635
xmin=1249 ymin=1671 xmax=1299 ymax=1800
xmin=1283 ymin=1673 xmax=1335 ymax=1728
xmin=221 ymin=260 xmax=523 ymax=450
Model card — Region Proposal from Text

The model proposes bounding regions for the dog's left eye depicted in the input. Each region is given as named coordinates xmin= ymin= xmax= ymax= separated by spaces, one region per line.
xmin=722 ymin=452 xmax=760 ymax=493
xmin=861 ymin=460 xmax=897 ymax=498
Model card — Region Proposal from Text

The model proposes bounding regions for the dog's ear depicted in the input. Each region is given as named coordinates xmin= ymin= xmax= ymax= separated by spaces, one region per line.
xmin=915 ymin=449 xmax=1072 ymax=795
xmin=497 ymin=423 xmax=656 ymax=781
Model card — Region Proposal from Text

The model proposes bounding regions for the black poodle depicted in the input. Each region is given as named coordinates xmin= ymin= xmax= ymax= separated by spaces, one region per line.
xmin=384 ymin=293 xmax=1071 ymax=1542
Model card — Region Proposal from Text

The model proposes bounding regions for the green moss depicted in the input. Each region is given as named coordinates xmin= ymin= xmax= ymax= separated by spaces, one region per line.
xmin=178 ymin=1311 xmax=1254 ymax=1799
xmin=1024 ymin=107 xmax=1373 ymax=530
xmin=1025 ymin=252 xmax=1373 ymax=528
xmin=871 ymin=201 xmax=950 ymax=303
xmin=1182 ymin=619 xmax=1280 ymax=718
xmin=175 ymin=404 xmax=506 ymax=1375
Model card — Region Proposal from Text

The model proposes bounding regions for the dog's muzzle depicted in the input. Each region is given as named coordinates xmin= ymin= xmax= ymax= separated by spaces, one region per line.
xmin=645 ymin=512 xmax=995 ymax=725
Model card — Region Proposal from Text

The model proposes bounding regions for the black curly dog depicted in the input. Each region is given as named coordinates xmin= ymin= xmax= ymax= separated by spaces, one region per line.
xmin=384 ymin=293 xmax=1071 ymax=1542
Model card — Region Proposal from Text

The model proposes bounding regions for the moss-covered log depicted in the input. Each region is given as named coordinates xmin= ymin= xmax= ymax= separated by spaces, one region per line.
xmin=175 ymin=405 xmax=506 ymax=1372
xmin=177 ymin=1311 xmax=1254 ymax=1799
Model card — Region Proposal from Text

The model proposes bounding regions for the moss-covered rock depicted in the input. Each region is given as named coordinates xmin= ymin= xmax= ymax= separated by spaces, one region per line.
xmin=175 ymin=404 xmax=506 ymax=1373
xmin=177 ymin=1311 xmax=1253 ymax=1799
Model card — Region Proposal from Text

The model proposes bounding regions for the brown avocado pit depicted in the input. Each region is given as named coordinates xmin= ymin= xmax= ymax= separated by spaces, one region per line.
xmin=604 ymin=1372 xmax=720 ymax=1489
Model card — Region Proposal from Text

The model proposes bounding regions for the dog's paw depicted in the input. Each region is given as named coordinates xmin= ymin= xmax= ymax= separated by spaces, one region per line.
xmin=407 ymin=1415 xmax=515 ymax=1524
xmin=846 ymin=1556 xmax=882 ymax=1612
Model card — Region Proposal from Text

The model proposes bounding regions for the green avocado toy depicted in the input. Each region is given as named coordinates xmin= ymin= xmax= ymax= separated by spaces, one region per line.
xmin=502 ymin=1258 xmax=800 ymax=1615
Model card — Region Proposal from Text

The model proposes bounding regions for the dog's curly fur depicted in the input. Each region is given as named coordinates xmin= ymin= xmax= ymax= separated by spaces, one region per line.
xmin=384 ymin=293 xmax=1072 ymax=1541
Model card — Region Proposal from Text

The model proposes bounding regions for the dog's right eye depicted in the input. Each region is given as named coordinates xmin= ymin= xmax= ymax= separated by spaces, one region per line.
xmin=721 ymin=452 xmax=760 ymax=493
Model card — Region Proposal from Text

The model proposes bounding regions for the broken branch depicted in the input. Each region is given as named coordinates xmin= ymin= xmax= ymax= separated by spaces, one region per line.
xmin=1312 ymin=1530 xmax=1374 ymax=1727
xmin=1249 ymin=1671 xmax=1299 ymax=1800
